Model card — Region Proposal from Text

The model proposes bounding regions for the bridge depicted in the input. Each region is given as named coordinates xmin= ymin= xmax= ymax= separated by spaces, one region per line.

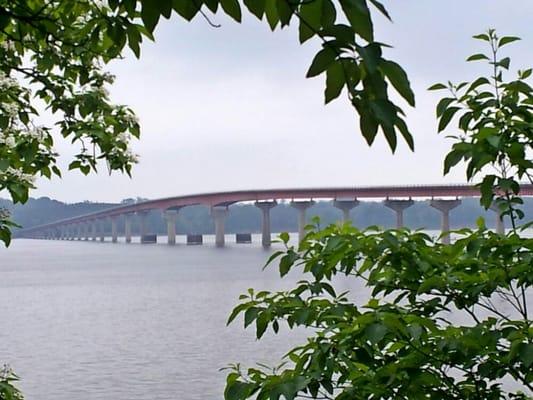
xmin=17 ymin=184 xmax=533 ymax=246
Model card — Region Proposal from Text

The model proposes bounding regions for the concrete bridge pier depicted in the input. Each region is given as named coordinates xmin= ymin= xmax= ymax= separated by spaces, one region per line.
xmin=164 ymin=209 xmax=179 ymax=245
xmin=110 ymin=216 xmax=118 ymax=243
xmin=99 ymin=219 xmax=105 ymax=242
xmin=125 ymin=213 xmax=133 ymax=243
xmin=84 ymin=222 xmax=89 ymax=241
xmin=137 ymin=211 xmax=152 ymax=243
xmin=333 ymin=199 xmax=360 ymax=224
xmin=384 ymin=199 xmax=414 ymax=228
xmin=490 ymin=203 xmax=505 ymax=234
xmin=211 ymin=206 xmax=228 ymax=247
xmin=430 ymin=199 xmax=461 ymax=244
xmin=291 ymin=201 xmax=315 ymax=242
xmin=91 ymin=220 xmax=97 ymax=241
xmin=77 ymin=223 xmax=83 ymax=241
xmin=255 ymin=201 xmax=277 ymax=247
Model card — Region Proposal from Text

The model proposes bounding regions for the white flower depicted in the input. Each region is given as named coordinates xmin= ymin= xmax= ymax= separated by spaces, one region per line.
xmin=26 ymin=126 xmax=47 ymax=142
xmin=5 ymin=167 xmax=35 ymax=184
xmin=0 ymin=40 xmax=15 ymax=51
xmin=1 ymin=102 xmax=19 ymax=118
xmin=102 ymin=72 xmax=115 ymax=84
xmin=117 ymin=132 xmax=131 ymax=143
xmin=0 ymin=133 xmax=16 ymax=148
xmin=4 ymin=135 xmax=16 ymax=148
xmin=95 ymin=86 xmax=109 ymax=97
xmin=0 ymin=364 xmax=13 ymax=380
xmin=0 ymin=71 xmax=19 ymax=90
xmin=124 ymin=148 xmax=139 ymax=163
xmin=123 ymin=113 xmax=139 ymax=125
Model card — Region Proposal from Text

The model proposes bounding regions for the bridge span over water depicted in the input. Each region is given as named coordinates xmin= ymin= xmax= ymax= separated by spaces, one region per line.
xmin=18 ymin=184 xmax=533 ymax=246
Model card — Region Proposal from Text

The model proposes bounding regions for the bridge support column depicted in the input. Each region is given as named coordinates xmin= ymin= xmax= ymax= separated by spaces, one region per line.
xmin=291 ymin=201 xmax=315 ymax=242
xmin=125 ymin=213 xmax=133 ymax=243
xmin=77 ymin=223 xmax=83 ymax=241
xmin=84 ymin=222 xmax=89 ymax=241
xmin=99 ymin=219 xmax=105 ymax=242
xmin=333 ymin=199 xmax=360 ymax=224
xmin=211 ymin=206 xmax=228 ymax=248
xmin=490 ymin=203 xmax=505 ymax=235
xmin=110 ymin=217 xmax=118 ymax=243
xmin=384 ymin=199 xmax=414 ymax=228
xmin=138 ymin=211 xmax=150 ymax=243
xmin=255 ymin=201 xmax=277 ymax=247
xmin=91 ymin=220 xmax=97 ymax=241
xmin=430 ymin=199 xmax=461 ymax=244
xmin=164 ymin=209 xmax=178 ymax=245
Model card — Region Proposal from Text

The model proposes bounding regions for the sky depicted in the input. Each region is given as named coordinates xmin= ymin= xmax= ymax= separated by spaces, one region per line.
xmin=31 ymin=1 xmax=533 ymax=203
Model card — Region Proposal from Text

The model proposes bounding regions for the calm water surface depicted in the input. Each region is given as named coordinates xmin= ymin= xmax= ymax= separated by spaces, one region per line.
xmin=0 ymin=236 xmax=362 ymax=400
xmin=1 ymin=232 xmax=530 ymax=399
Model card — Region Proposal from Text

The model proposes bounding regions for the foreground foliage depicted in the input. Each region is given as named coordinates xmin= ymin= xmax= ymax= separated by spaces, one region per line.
xmin=226 ymin=223 xmax=532 ymax=399
xmin=0 ymin=0 xmax=414 ymax=245
xmin=224 ymin=32 xmax=532 ymax=400
xmin=0 ymin=366 xmax=23 ymax=400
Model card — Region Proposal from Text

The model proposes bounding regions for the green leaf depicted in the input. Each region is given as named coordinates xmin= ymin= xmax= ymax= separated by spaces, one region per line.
xmin=279 ymin=232 xmax=289 ymax=244
xmin=380 ymin=59 xmax=415 ymax=106
xmin=221 ymin=0 xmax=242 ymax=22
xmin=264 ymin=0 xmax=279 ymax=30
xmin=436 ymin=97 xmax=454 ymax=118
xmin=438 ymin=106 xmax=461 ymax=132
xmin=276 ymin=0 xmax=293 ymax=26
xmin=518 ymin=343 xmax=533 ymax=368
xmin=359 ymin=112 xmax=378 ymax=146
xmin=466 ymin=53 xmax=489 ymax=62
xmin=498 ymin=36 xmax=520 ymax=47
xmin=299 ymin=0 xmax=322 ymax=43
xmin=473 ymin=33 xmax=490 ymax=41
xmin=0 ymin=14 xmax=10 ymax=31
xmin=359 ymin=43 xmax=381 ymax=74
xmin=243 ymin=0 xmax=265 ymax=19
xmin=172 ymin=0 xmax=201 ymax=20
xmin=244 ymin=307 xmax=259 ymax=327
xmin=365 ymin=322 xmax=387 ymax=344
xmin=369 ymin=99 xmax=396 ymax=128
xmin=321 ymin=0 xmax=336 ymax=28
xmin=325 ymin=62 xmax=345 ymax=103
xmin=339 ymin=0 xmax=373 ymax=42
xmin=225 ymin=380 xmax=255 ymax=400
xmin=396 ymin=117 xmax=414 ymax=151
xmin=467 ymin=77 xmax=490 ymax=93
xmin=368 ymin=0 xmax=391 ymax=20
xmin=498 ymin=57 xmax=510 ymax=70
xmin=141 ymin=1 xmax=160 ymax=33
xmin=519 ymin=68 xmax=532 ymax=79
xmin=443 ymin=149 xmax=463 ymax=175
xmin=256 ymin=312 xmax=270 ymax=338
xmin=427 ymin=83 xmax=447 ymax=91
xmin=306 ymin=47 xmax=337 ymax=78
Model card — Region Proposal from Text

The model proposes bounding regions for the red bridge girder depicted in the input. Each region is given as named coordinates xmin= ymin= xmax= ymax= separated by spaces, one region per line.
xmin=19 ymin=184 xmax=533 ymax=233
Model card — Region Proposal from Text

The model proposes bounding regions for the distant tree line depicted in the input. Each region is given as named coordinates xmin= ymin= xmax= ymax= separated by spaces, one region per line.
xmin=3 ymin=196 xmax=532 ymax=236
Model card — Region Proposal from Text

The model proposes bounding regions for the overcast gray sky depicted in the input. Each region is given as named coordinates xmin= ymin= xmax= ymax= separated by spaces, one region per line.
xmin=32 ymin=1 xmax=533 ymax=203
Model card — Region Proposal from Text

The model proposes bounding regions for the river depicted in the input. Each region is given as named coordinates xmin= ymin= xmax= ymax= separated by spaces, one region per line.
xmin=1 ymin=232 xmax=530 ymax=399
